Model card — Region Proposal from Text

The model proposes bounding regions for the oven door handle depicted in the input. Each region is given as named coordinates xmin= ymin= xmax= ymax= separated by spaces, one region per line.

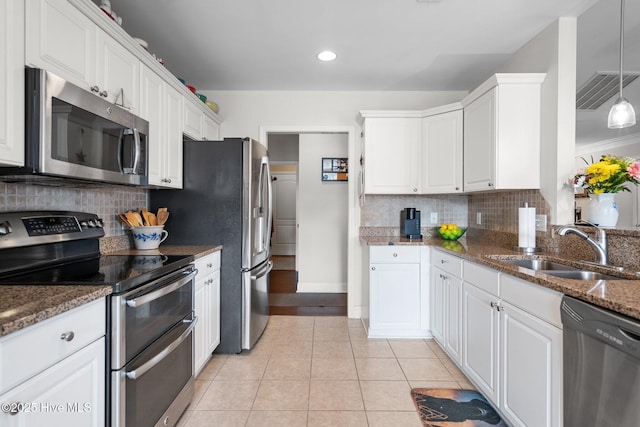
xmin=125 ymin=316 xmax=197 ymax=380
xmin=125 ymin=270 xmax=197 ymax=308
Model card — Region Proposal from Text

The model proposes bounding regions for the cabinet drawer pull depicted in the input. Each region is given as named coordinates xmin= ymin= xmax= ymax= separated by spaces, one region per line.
xmin=60 ymin=331 xmax=75 ymax=341
xmin=99 ymin=90 xmax=108 ymax=98
xmin=90 ymin=85 xmax=100 ymax=93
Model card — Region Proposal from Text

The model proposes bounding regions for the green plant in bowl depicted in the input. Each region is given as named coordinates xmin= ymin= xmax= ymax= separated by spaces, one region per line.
xmin=437 ymin=224 xmax=467 ymax=241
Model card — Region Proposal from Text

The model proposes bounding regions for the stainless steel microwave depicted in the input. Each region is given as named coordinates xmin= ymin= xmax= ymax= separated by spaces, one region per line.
xmin=0 ymin=68 xmax=149 ymax=186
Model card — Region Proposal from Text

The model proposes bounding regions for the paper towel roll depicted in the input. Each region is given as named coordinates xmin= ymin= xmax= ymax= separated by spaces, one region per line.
xmin=518 ymin=205 xmax=536 ymax=248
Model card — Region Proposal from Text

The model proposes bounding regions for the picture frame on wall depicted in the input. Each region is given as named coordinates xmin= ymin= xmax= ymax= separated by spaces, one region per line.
xmin=321 ymin=157 xmax=348 ymax=181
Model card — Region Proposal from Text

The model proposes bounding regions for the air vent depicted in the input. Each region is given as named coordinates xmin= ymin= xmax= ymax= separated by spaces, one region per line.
xmin=576 ymin=72 xmax=640 ymax=110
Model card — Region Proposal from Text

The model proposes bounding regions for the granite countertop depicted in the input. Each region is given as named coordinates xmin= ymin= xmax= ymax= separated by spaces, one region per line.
xmin=0 ymin=245 xmax=222 ymax=339
xmin=0 ymin=286 xmax=112 ymax=338
xmin=361 ymin=235 xmax=640 ymax=321
xmin=110 ymin=244 xmax=223 ymax=258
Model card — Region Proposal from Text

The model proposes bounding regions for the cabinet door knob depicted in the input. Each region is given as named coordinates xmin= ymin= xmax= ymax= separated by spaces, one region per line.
xmin=371 ymin=266 xmax=376 ymax=271
xmin=60 ymin=331 xmax=75 ymax=341
xmin=100 ymin=90 xmax=108 ymax=98
xmin=393 ymin=253 xmax=398 ymax=257
xmin=488 ymin=182 xmax=494 ymax=187
xmin=440 ymin=259 xmax=446 ymax=264
xmin=207 ymin=263 xmax=213 ymax=268
xmin=455 ymin=187 xmax=460 ymax=191
xmin=90 ymin=85 xmax=100 ymax=93
xmin=413 ymin=188 xmax=418 ymax=192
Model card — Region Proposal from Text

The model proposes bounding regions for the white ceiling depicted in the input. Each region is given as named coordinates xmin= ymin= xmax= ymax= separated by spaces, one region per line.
xmin=107 ymin=0 xmax=639 ymax=146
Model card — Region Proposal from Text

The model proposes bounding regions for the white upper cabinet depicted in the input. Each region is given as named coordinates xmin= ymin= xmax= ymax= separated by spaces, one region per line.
xmin=95 ymin=30 xmax=140 ymax=113
xmin=25 ymin=0 xmax=97 ymax=89
xmin=462 ymin=73 xmax=546 ymax=192
xmin=204 ymin=115 xmax=220 ymax=140
xmin=360 ymin=104 xmax=462 ymax=195
xmin=26 ymin=0 xmax=140 ymax=112
xmin=361 ymin=115 xmax=422 ymax=194
xmin=183 ymin=98 xmax=204 ymax=140
xmin=0 ymin=0 xmax=25 ymax=167
xmin=421 ymin=109 xmax=463 ymax=193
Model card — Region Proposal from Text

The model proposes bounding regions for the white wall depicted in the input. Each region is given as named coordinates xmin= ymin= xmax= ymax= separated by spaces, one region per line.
xmin=200 ymin=91 xmax=467 ymax=140
xmin=576 ymin=135 xmax=640 ymax=227
xmin=297 ymin=133 xmax=349 ymax=292
xmin=497 ymin=17 xmax=577 ymax=225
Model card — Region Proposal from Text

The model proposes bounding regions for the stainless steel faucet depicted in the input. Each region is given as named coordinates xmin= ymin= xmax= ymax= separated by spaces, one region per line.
xmin=557 ymin=220 xmax=608 ymax=265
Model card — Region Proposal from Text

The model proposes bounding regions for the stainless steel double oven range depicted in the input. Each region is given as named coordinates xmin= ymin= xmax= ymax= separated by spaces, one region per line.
xmin=0 ymin=211 xmax=197 ymax=426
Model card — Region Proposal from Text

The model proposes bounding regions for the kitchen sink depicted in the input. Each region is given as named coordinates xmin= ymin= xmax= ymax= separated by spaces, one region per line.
xmin=501 ymin=259 xmax=579 ymax=271
xmin=495 ymin=257 xmax=628 ymax=280
xmin=542 ymin=270 xmax=623 ymax=280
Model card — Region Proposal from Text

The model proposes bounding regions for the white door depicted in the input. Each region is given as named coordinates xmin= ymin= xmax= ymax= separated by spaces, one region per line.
xmin=271 ymin=171 xmax=297 ymax=256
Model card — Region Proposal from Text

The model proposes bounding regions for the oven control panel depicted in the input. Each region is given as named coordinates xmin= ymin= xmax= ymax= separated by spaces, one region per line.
xmin=0 ymin=211 xmax=105 ymax=248
xmin=23 ymin=216 xmax=82 ymax=236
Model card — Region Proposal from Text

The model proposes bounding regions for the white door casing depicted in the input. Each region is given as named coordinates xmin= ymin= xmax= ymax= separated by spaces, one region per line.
xmin=271 ymin=170 xmax=297 ymax=256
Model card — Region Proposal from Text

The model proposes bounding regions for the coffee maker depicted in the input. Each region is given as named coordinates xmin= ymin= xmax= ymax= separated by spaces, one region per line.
xmin=401 ymin=208 xmax=422 ymax=239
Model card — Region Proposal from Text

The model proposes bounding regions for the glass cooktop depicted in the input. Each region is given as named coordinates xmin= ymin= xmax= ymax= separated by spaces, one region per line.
xmin=0 ymin=254 xmax=194 ymax=293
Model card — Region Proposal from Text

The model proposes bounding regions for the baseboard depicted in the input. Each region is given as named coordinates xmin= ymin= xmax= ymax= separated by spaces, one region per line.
xmin=296 ymin=282 xmax=347 ymax=293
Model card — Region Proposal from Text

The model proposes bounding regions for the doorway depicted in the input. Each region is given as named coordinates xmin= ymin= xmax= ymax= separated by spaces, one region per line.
xmin=266 ymin=131 xmax=351 ymax=316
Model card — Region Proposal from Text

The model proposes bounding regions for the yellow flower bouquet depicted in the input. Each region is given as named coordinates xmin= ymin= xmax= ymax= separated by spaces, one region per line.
xmin=573 ymin=155 xmax=640 ymax=194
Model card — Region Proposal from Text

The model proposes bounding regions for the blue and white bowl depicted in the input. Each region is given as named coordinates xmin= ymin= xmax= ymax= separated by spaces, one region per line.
xmin=131 ymin=226 xmax=168 ymax=250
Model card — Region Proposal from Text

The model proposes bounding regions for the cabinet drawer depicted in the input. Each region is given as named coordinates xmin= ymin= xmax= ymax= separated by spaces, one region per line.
xmin=431 ymin=248 xmax=462 ymax=277
xmin=370 ymin=246 xmax=420 ymax=263
xmin=463 ymin=261 xmax=500 ymax=295
xmin=0 ymin=298 xmax=105 ymax=393
xmin=194 ymin=251 xmax=221 ymax=277
xmin=500 ymin=274 xmax=563 ymax=328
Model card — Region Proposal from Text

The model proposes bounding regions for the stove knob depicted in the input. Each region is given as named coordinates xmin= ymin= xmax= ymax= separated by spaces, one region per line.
xmin=0 ymin=221 xmax=12 ymax=235
xmin=95 ymin=218 xmax=104 ymax=228
xmin=87 ymin=220 xmax=96 ymax=228
xmin=80 ymin=220 xmax=88 ymax=228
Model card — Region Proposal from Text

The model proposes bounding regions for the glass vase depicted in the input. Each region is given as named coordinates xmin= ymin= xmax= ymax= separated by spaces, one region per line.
xmin=585 ymin=193 xmax=619 ymax=227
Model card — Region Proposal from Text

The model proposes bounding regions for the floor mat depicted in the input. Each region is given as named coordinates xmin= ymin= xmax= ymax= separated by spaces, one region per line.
xmin=411 ymin=388 xmax=507 ymax=427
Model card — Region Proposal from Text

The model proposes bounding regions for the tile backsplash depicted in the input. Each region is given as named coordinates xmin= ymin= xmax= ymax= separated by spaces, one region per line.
xmin=360 ymin=190 xmax=549 ymax=233
xmin=0 ymin=182 xmax=146 ymax=237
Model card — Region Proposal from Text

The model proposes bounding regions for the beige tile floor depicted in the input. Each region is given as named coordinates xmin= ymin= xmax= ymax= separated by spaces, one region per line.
xmin=177 ymin=316 xmax=476 ymax=427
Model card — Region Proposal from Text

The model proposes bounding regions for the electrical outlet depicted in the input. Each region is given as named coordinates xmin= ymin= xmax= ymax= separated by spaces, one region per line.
xmin=476 ymin=212 xmax=482 ymax=225
xmin=430 ymin=212 xmax=438 ymax=224
xmin=535 ymin=214 xmax=547 ymax=231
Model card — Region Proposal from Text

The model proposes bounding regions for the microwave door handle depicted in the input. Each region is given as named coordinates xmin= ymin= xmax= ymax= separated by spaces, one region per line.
xmin=131 ymin=128 xmax=141 ymax=175
xmin=117 ymin=128 xmax=125 ymax=173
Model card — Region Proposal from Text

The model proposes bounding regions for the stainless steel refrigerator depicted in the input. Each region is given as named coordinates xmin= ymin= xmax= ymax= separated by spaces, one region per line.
xmin=151 ymin=137 xmax=272 ymax=353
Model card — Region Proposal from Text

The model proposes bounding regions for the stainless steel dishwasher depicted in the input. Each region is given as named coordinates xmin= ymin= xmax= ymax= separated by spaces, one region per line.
xmin=561 ymin=296 xmax=640 ymax=427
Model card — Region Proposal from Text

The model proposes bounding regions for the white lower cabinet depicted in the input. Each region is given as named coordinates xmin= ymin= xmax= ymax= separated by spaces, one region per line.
xmin=459 ymin=260 xmax=562 ymax=427
xmin=368 ymin=246 xmax=429 ymax=338
xmin=194 ymin=252 xmax=221 ymax=376
xmin=0 ymin=338 xmax=105 ymax=426
xmin=430 ymin=248 xmax=463 ymax=364
xmin=462 ymin=280 xmax=500 ymax=404
xmin=0 ymin=299 xmax=106 ymax=427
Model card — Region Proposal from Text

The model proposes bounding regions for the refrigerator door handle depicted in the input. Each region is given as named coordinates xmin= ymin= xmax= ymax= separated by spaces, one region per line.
xmin=256 ymin=156 xmax=272 ymax=254
xmin=251 ymin=260 xmax=273 ymax=281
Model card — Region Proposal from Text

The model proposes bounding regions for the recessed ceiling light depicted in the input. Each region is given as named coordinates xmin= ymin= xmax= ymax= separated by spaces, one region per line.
xmin=317 ymin=51 xmax=337 ymax=62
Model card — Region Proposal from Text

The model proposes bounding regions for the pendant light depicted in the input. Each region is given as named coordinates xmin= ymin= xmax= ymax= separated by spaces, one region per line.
xmin=608 ymin=0 xmax=636 ymax=129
